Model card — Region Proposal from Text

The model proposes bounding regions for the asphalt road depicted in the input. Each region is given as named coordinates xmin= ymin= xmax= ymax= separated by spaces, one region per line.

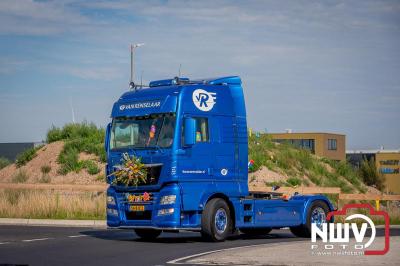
xmin=0 ymin=225 xmax=302 ymax=266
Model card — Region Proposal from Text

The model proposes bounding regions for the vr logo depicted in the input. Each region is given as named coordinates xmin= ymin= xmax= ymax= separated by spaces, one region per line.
xmin=192 ymin=89 xmax=217 ymax=111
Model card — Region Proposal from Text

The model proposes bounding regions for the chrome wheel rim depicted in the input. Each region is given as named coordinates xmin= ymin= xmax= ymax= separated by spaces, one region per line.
xmin=311 ymin=207 xmax=326 ymax=230
xmin=215 ymin=208 xmax=227 ymax=234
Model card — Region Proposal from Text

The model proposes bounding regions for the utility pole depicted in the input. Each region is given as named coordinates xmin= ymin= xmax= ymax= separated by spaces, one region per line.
xmin=130 ymin=43 xmax=145 ymax=90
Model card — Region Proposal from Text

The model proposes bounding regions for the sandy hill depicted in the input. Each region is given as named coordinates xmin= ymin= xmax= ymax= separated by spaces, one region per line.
xmin=0 ymin=141 xmax=105 ymax=185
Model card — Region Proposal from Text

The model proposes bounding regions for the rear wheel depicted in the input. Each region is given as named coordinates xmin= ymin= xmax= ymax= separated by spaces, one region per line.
xmin=134 ymin=229 xmax=162 ymax=240
xmin=240 ymin=228 xmax=272 ymax=236
xmin=201 ymin=198 xmax=232 ymax=242
xmin=290 ymin=200 xmax=329 ymax=238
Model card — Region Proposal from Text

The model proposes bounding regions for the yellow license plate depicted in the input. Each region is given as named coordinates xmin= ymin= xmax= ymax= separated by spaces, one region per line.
xmin=130 ymin=205 xmax=145 ymax=212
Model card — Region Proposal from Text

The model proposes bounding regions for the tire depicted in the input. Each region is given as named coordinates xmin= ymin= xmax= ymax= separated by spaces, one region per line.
xmin=134 ymin=229 xmax=162 ymax=240
xmin=240 ymin=228 xmax=272 ymax=236
xmin=201 ymin=198 xmax=232 ymax=242
xmin=290 ymin=200 xmax=330 ymax=238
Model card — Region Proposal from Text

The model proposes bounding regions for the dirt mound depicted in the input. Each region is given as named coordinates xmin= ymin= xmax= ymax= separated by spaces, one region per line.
xmin=0 ymin=141 xmax=105 ymax=185
xmin=367 ymin=186 xmax=383 ymax=195
xmin=248 ymin=166 xmax=287 ymax=189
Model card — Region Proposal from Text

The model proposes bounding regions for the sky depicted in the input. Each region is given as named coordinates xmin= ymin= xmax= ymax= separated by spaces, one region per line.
xmin=0 ymin=0 xmax=399 ymax=150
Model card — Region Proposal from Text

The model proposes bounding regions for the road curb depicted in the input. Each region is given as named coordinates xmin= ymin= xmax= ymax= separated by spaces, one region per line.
xmin=0 ymin=218 xmax=106 ymax=228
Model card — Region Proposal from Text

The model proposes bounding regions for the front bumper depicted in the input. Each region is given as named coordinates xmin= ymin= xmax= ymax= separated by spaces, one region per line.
xmin=106 ymin=183 xmax=199 ymax=230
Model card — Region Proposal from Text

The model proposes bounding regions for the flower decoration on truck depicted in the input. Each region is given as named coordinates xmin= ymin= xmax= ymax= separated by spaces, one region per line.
xmin=108 ymin=153 xmax=147 ymax=187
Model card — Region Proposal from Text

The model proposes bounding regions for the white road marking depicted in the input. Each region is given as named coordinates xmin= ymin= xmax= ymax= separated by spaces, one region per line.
xmin=22 ymin=237 xmax=53 ymax=242
xmin=167 ymin=243 xmax=269 ymax=264
xmin=68 ymin=235 xmax=88 ymax=238
xmin=0 ymin=242 xmax=10 ymax=245
xmin=167 ymin=242 xmax=296 ymax=265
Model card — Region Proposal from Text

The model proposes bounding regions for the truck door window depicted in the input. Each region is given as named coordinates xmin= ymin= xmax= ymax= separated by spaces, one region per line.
xmin=195 ymin=118 xmax=209 ymax=142
xmin=182 ymin=117 xmax=209 ymax=144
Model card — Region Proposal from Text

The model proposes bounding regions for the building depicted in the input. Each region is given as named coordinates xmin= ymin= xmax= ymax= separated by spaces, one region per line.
xmin=268 ymin=132 xmax=346 ymax=161
xmin=347 ymin=149 xmax=400 ymax=194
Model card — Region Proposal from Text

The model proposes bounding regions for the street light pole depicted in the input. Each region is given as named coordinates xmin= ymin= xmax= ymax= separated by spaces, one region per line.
xmin=130 ymin=43 xmax=145 ymax=90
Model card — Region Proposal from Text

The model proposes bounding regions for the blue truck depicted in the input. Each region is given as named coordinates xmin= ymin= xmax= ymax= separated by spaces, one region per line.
xmin=104 ymin=76 xmax=334 ymax=241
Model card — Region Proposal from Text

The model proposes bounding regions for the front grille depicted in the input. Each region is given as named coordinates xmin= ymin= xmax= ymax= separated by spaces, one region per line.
xmin=144 ymin=164 xmax=162 ymax=185
xmin=125 ymin=210 xmax=152 ymax=220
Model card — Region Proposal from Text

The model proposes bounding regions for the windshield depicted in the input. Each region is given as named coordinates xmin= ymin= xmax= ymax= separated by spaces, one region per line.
xmin=110 ymin=113 xmax=176 ymax=150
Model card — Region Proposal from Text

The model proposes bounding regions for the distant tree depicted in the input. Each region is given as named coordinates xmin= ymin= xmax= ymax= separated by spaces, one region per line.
xmin=358 ymin=158 xmax=385 ymax=191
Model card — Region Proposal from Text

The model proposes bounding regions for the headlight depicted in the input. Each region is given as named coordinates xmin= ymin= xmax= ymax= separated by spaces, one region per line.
xmin=157 ymin=208 xmax=175 ymax=216
xmin=160 ymin=195 xmax=176 ymax=205
xmin=107 ymin=196 xmax=116 ymax=205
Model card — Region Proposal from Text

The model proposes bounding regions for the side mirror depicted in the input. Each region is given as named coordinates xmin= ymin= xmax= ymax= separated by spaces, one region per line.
xmin=184 ymin=117 xmax=196 ymax=147
xmin=104 ymin=123 xmax=111 ymax=151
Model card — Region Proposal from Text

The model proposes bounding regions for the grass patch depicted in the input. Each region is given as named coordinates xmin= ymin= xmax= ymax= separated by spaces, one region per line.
xmin=96 ymin=174 xmax=106 ymax=182
xmin=265 ymin=181 xmax=286 ymax=187
xmin=0 ymin=189 xmax=105 ymax=220
xmin=39 ymin=165 xmax=52 ymax=183
xmin=286 ymin=177 xmax=302 ymax=187
xmin=15 ymin=145 xmax=43 ymax=167
xmin=12 ymin=170 xmax=29 ymax=183
xmin=0 ymin=157 xmax=11 ymax=170
xmin=41 ymin=165 xmax=51 ymax=175
xmin=358 ymin=158 xmax=385 ymax=191
xmin=83 ymin=160 xmax=100 ymax=175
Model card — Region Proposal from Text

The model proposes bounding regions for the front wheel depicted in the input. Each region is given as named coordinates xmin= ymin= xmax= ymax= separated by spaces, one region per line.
xmin=290 ymin=200 xmax=329 ymax=238
xmin=201 ymin=198 xmax=232 ymax=242
xmin=134 ymin=229 xmax=162 ymax=240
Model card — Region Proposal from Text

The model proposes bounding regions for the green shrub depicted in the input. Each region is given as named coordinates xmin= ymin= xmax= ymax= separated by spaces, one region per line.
xmin=41 ymin=165 xmax=51 ymax=174
xmin=359 ymin=158 xmax=385 ymax=191
xmin=49 ymin=122 xmax=106 ymax=174
xmin=46 ymin=125 xmax=63 ymax=143
xmin=15 ymin=145 xmax=43 ymax=167
xmin=286 ymin=177 xmax=302 ymax=187
xmin=83 ymin=160 xmax=100 ymax=175
xmin=12 ymin=170 xmax=29 ymax=183
xmin=57 ymin=147 xmax=81 ymax=174
xmin=0 ymin=157 xmax=11 ymax=169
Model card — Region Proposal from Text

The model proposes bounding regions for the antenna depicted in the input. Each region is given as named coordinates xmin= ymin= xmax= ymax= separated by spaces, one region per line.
xmin=130 ymin=43 xmax=145 ymax=90
xmin=140 ymin=70 xmax=143 ymax=88
xmin=178 ymin=63 xmax=182 ymax=77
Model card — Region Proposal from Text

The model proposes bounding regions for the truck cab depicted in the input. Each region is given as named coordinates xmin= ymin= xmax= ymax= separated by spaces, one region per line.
xmin=105 ymin=76 xmax=333 ymax=241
